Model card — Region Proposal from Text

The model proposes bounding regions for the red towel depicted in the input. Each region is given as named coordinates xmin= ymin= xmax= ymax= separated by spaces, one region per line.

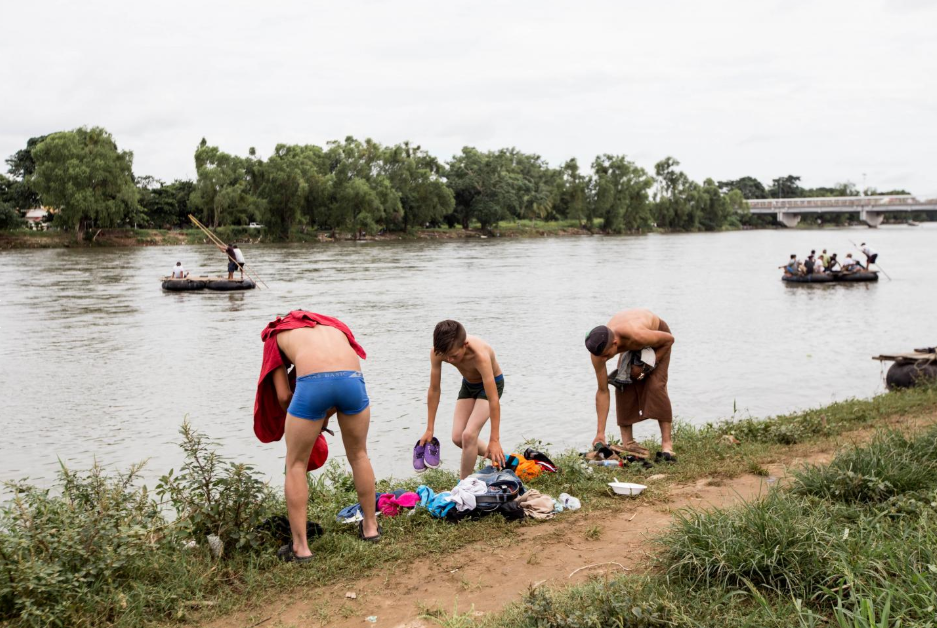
xmin=254 ymin=311 xmax=367 ymax=470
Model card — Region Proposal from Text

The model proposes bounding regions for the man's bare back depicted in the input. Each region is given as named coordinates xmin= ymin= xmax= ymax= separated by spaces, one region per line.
xmin=606 ymin=309 xmax=664 ymax=353
xmin=276 ymin=326 xmax=362 ymax=376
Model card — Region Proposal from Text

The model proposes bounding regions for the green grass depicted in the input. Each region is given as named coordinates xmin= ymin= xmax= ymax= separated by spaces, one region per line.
xmin=455 ymin=414 xmax=937 ymax=628
xmin=2 ymin=385 xmax=936 ymax=627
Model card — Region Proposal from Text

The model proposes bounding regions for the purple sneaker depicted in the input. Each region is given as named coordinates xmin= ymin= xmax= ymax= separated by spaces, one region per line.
xmin=413 ymin=441 xmax=426 ymax=473
xmin=424 ymin=437 xmax=441 ymax=469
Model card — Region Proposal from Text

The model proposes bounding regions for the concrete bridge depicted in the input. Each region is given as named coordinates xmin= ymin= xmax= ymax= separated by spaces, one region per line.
xmin=747 ymin=195 xmax=937 ymax=228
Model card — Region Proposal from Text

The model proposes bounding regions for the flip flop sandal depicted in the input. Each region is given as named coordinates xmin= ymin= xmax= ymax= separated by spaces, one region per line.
xmin=358 ymin=521 xmax=383 ymax=543
xmin=277 ymin=543 xmax=314 ymax=563
xmin=655 ymin=451 xmax=678 ymax=463
xmin=611 ymin=442 xmax=650 ymax=458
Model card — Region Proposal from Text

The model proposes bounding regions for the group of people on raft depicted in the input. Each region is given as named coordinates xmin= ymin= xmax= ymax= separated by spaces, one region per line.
xmin=253 ymin=308 xmax=675 ymax=563
xmin=781 ymin=243 xmax=878 ymax=277
xmin=168 ymin=243 xmax=247 ymax=280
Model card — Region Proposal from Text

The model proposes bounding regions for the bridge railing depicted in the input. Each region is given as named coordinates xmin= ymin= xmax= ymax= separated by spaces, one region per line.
xmin=748 ymin=195 xmax=934 ymax=210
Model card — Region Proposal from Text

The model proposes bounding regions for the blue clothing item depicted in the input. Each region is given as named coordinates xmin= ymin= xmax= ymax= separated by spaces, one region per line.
xmin=416 ymin=485 xmax=436 ymax=508
xmin=287 ymin=370 xmax=369 ymax=421
xmin=337 ymin=489 xmax=410 ymax=523
xmin=336 ymin=503 xmax=364 ymax=523
xmin=416 ymin=485 xmax=455 ymax=517
xmin=428 ymin=492 xmax=455 ymax=518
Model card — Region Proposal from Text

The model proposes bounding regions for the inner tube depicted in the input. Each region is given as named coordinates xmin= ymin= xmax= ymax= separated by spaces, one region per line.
xmin=206 ymin=278 xmax=255 ymax=291
xmin=781 ymin=271 xmax=878 ymax=283
xmin=781 ymin=273 xmax=835 ymax=283
xmin=838 ymin=271 xmax=879 ymax=282
xmin=162 ymin=279 xmax=207 ymax=291
xmin=886 ymin=361 xmax=937 ymax=390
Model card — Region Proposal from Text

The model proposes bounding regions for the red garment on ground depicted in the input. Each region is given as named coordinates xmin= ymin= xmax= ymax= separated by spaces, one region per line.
xmin=254 ymin=311 xmax=367 ymax=470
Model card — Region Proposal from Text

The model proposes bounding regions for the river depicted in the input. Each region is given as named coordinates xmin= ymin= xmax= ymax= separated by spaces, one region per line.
xmin=0 ymin=225 xmax=933 ymax=494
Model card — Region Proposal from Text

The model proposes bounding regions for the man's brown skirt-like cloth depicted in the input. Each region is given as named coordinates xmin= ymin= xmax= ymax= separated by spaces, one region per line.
xmin=616 ymin=319 xmax=672 ymax=426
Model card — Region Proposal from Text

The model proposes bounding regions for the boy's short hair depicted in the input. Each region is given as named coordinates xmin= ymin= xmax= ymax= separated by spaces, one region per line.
xmin=434 ymin=320 xmax=466 ymax=355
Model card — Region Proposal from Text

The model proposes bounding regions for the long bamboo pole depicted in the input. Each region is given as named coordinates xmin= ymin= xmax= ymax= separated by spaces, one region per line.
xmin=188 ymin=215 xmax=269 ymax=289
xmin=848 ymin=239 xmax=891 ymax=281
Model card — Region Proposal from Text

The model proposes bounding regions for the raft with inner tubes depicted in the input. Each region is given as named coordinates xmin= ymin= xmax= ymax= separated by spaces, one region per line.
xmin=782 ymin=270 xmax=879 ymax=284
xmin=161 ymin=276 xmax=256 ymax=292
xmin=873 ymin=348 xmax=937 ymax=391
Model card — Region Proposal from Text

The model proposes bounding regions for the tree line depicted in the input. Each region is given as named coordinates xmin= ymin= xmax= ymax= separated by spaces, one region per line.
xmin=0 ymin=126 xmax=920 ymax=237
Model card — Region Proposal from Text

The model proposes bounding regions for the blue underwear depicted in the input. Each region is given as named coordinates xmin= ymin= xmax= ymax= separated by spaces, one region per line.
xmin=287 ymin=371 xmax=370 ymax=420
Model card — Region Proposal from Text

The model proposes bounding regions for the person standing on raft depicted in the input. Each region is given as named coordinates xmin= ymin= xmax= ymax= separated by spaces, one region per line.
xmin=215 ymin=242 xmax=246 ymax=281
xmin=585 ymin=309 xmax=676 ymax=462
xmin=255 ymin=311 xmax=380 ymax=562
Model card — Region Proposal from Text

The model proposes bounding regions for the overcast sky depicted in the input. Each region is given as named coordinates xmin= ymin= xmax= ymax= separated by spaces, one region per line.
xmin=2 ymin=0 xmax=935 ymax=194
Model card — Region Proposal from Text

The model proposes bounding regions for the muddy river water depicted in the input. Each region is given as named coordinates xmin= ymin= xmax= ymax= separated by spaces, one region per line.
xmin=1 ymin=225 xmax=933 ymax=493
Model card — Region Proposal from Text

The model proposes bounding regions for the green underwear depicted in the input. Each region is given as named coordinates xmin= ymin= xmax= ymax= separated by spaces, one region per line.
xmin=457 ymin=374 xmax=504 ymax=400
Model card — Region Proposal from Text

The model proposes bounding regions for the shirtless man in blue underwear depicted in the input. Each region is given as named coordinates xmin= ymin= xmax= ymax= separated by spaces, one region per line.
xmin=263 ymin=314 xmax=379 ymax=562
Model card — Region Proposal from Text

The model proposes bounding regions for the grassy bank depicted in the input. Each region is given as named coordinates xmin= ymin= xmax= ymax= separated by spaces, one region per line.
xmin=0 ymin=222 xmax=595 ymax=249
xmin=474 ymin=424 xmax=937 ymax=628
xmin=0 ymin=218 xmax=774 ymax=249
xmin=2 ymin=386 xmax=936 ymax=627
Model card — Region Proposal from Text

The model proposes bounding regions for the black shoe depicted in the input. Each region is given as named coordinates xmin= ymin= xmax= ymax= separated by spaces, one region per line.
xmin=655 ymin=451 xmax=677 ymax=464
xmin=277 ymin=543 xmax=314 ymax=563
xmin=357 ymin=521 xmax=382 ymax=543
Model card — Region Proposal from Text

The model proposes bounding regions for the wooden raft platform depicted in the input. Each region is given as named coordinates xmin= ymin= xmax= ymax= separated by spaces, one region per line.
xmin=872 ymin=350 xmax=936 ymax=364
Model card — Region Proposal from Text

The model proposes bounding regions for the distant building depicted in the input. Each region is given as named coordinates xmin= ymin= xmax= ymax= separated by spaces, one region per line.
xmin=23 ymin=207 xmax=51 ymax=230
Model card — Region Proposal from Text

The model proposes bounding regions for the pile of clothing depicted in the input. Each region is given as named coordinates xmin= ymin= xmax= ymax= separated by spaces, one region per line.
xmin=337 ymin=489 xmax=421 ymax=523
xmin=336 ymin=454 xmax=579 ymax=525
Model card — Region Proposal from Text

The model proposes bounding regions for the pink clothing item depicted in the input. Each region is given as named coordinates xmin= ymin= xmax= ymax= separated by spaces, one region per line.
xmin=377 ymin=492 xmax=420 ymax=516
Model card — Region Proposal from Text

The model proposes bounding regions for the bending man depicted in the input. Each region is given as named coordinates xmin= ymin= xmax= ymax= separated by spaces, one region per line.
xmin=255 ymin=311 xmax=379 ymax=562
xmin=585 ymin=308 xmax=676 ymax=461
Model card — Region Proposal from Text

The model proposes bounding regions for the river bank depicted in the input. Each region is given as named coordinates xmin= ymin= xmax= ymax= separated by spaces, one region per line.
xmin=4 ymin=218 xmax=918 ymax=250
xmin=2 ymin=386 xmax=935 ymax=627
xmin=0 ymin=222 xmax=593 ymax=249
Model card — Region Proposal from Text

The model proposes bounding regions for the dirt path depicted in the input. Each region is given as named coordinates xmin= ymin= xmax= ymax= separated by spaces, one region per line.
xmin=205 ymin=447 xmax=842 ymax=628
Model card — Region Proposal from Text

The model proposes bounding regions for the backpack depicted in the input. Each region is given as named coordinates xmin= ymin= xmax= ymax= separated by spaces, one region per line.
xmin=469 ymin=468 xmax=525 ymax=511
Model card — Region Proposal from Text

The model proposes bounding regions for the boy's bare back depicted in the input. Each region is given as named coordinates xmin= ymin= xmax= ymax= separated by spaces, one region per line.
xmin=434 ymin=335 xmax=502 ymax=382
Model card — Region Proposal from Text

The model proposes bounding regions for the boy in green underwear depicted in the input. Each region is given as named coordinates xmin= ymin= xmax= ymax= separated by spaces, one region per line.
xmin=420 ymin=320 xmax=507 ymax=478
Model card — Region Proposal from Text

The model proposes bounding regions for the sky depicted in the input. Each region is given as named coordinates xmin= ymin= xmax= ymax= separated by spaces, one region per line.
xmin=2 ymin=0 xmax=936 ymax=195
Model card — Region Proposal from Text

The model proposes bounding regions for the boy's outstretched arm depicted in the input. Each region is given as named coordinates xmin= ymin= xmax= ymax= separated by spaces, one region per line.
xmin=421 ymin=350 xmax=443 ymax=445
xmin=478 ymin=356 xmax=506 ymax=468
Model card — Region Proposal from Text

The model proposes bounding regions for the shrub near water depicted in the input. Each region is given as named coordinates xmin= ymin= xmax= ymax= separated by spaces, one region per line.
xmin=0 ymin=463 xmax=170 ymax=626
xmin=156 ymin=420 xmax=279 ymax=553
xmin=0 ymin=423 xmax=281 ymax=628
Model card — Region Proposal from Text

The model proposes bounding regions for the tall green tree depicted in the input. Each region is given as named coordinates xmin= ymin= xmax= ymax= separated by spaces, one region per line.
xmin=717 ymin=176 xmax=767 ymax=199
xmin=555 ymin=158 xmax=590 ymax=226
xmin=137 ymin=176 xmax=195 ymax=228
xmin=4 ymin=135 xmax=49 ymax=210
xmin=380 ymin=141 xmax=453 ymax=230
xmin=695 ymin=178 xmax=730 ymax=231
xmin=769 ymin=175 xmax=803 ymax=199
xmin=591 ymin=155 xmax=653 ymax=233
xmin=445 ymin=147 xmax=522 ymax=230
xmin=254 ymin=144 xmax=329 ymax=237
xmin=190 ymin=139 xmax=264 ymax=227
xmin=30 ymin=127 xmax=140 ymax=237
xmin=652 ymin=157 xmax=699 ymax=230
